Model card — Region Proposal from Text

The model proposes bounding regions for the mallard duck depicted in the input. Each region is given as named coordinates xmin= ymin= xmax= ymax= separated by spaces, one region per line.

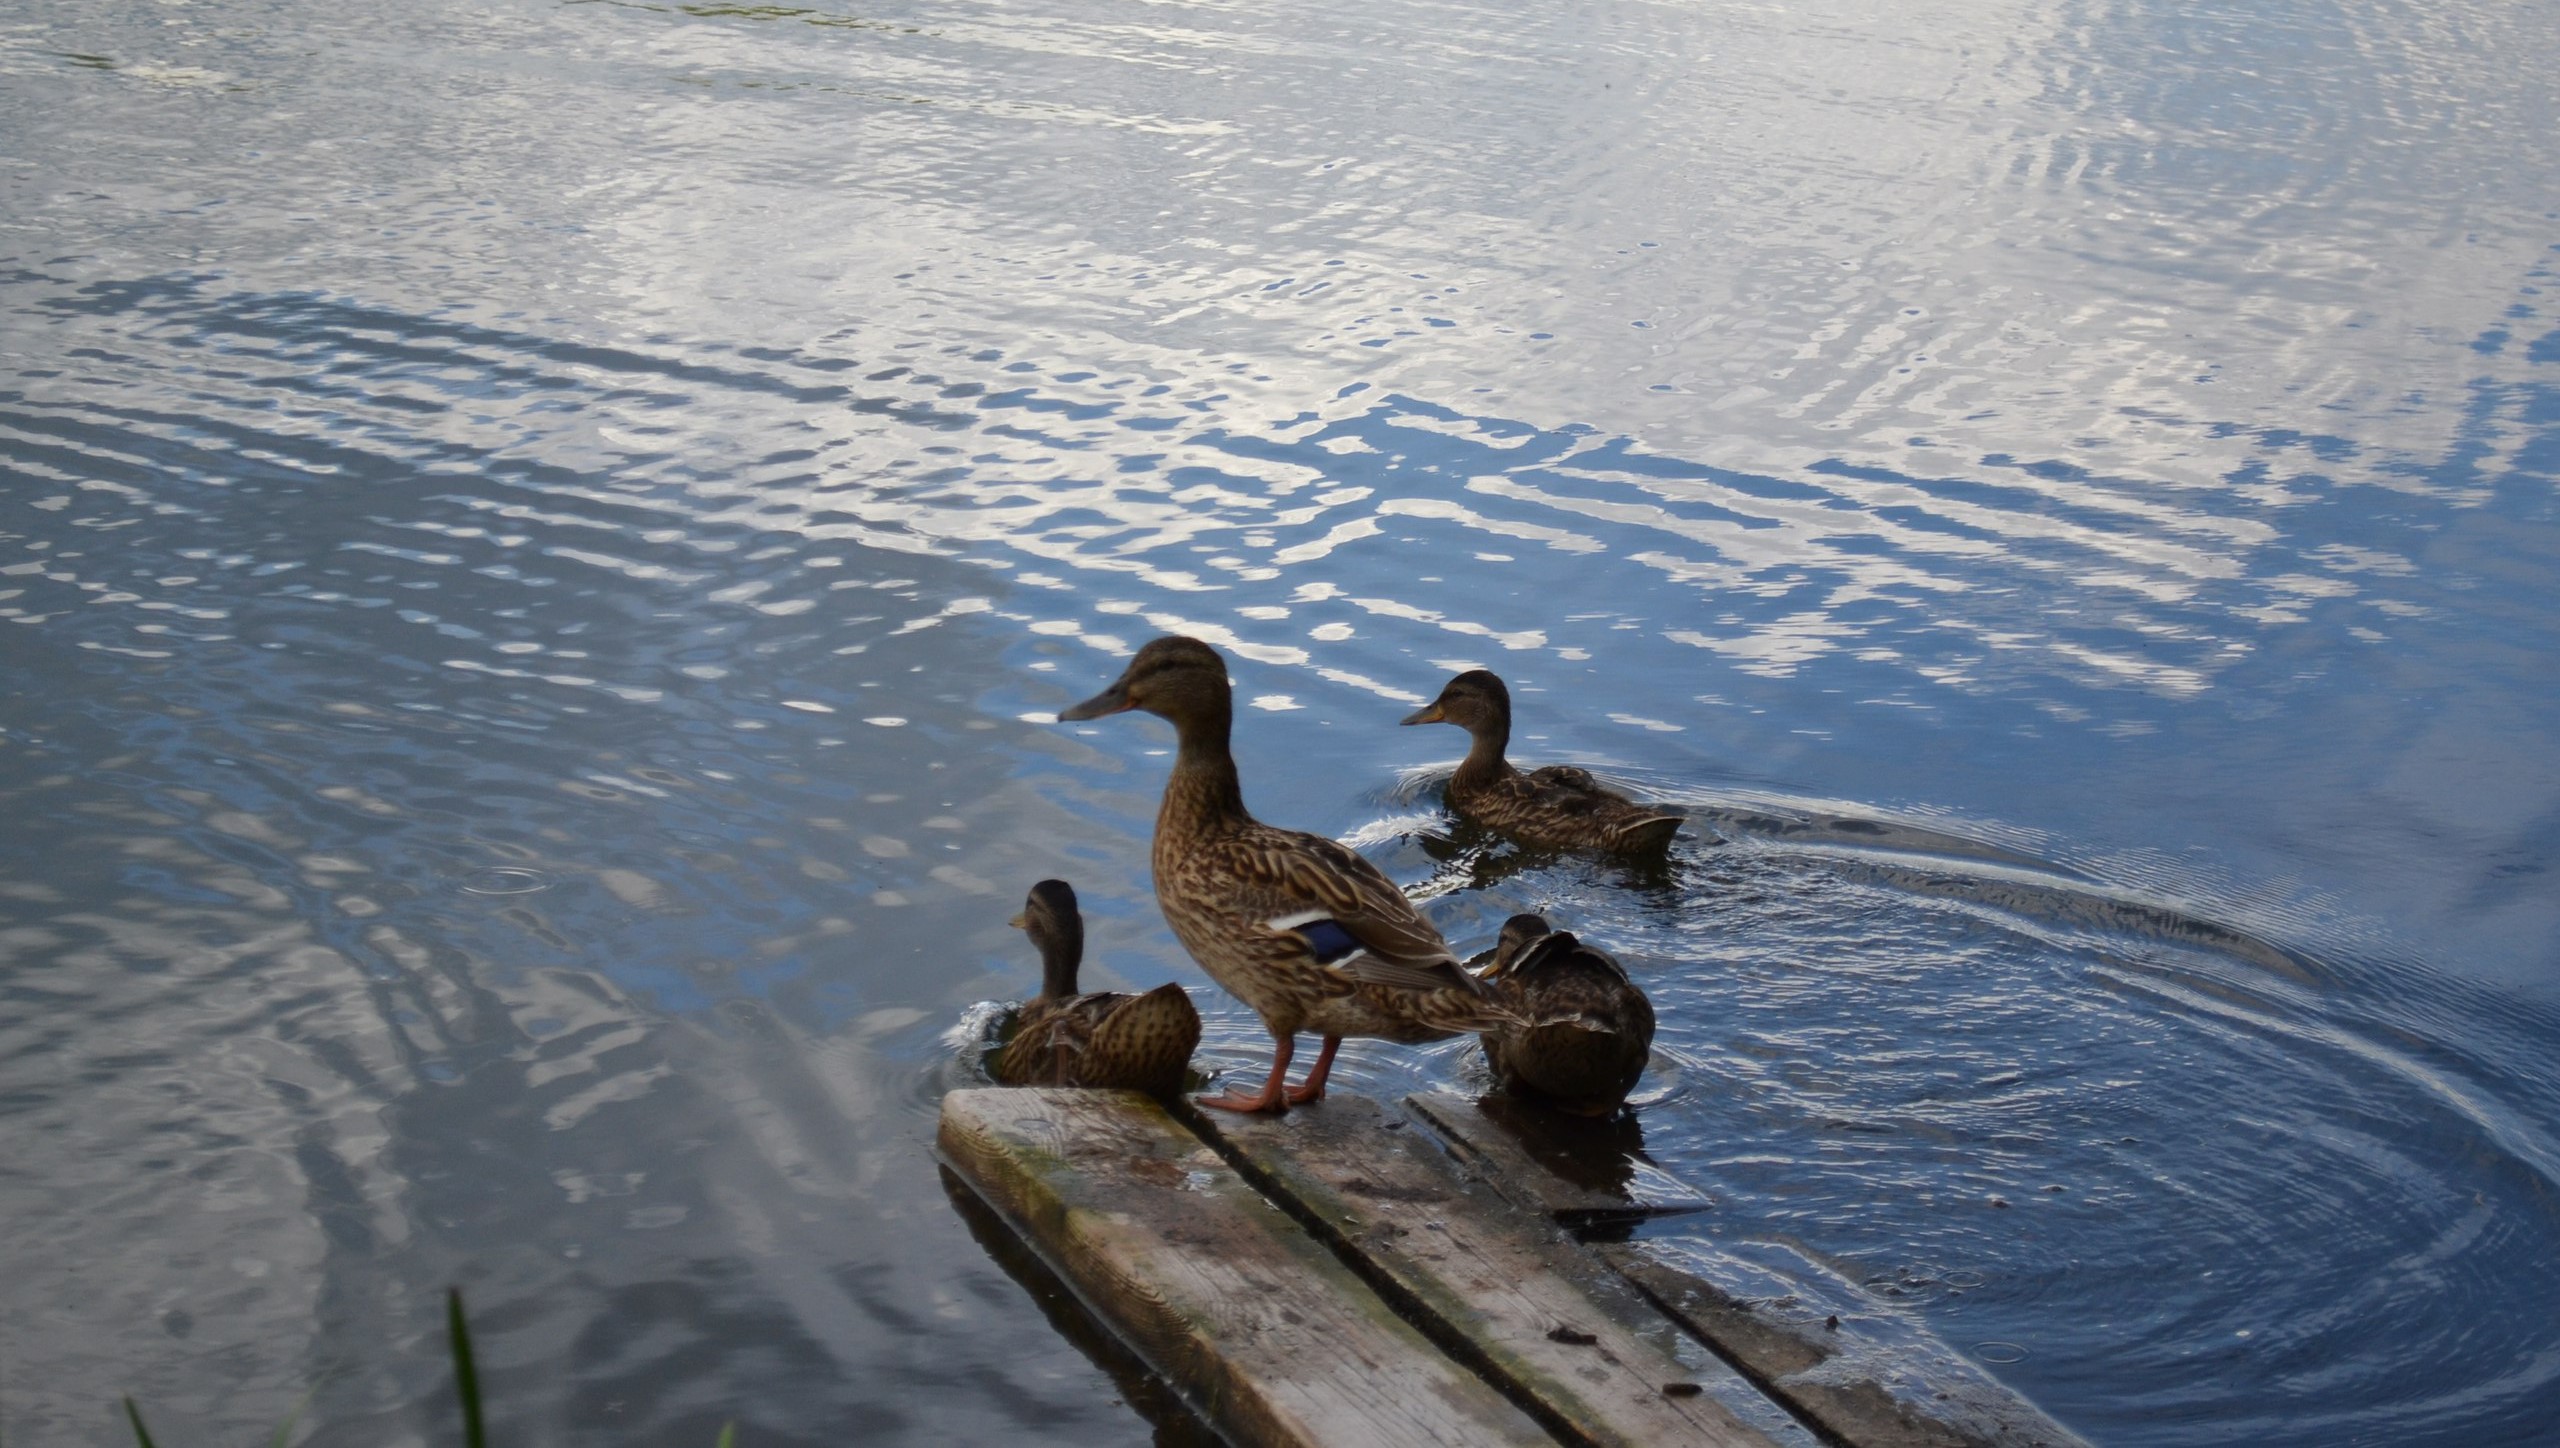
xmin=1473 ymin=913 xmax=1655 ymax=1116
xmin=1058 ymin=636 xmax=1519 ymax=1113
xmin=989 ymin=879 xmax=1201 ymax=1096
xmin=1401 ymin=670 xmax=1683 ymax=853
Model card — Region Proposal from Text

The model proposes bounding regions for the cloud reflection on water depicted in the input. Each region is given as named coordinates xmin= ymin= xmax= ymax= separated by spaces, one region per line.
xmin=4 ymin=0 xmax=2558 ymax=1443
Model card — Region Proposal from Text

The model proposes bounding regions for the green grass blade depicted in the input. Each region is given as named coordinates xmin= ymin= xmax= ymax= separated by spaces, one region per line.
xmin=716 ymin=1422 xmax=737 ymax=1448
xmin=120 ymin=1397 xmax=159 ymax=1448
xmin=266 ymin=1385 xmax=318 ymax=1448
xmin=446 ymin=1289 xmax=487 ymax=1448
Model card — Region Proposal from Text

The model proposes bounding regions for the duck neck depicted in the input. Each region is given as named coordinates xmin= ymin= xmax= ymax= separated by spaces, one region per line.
xmin=1034 ymin=924 xmax=1083 ymax=999
xmin=1158 ymin=698 xmax=1249 ymax=839
xmin=1451 ymin=715 xmax=1514 ymax=789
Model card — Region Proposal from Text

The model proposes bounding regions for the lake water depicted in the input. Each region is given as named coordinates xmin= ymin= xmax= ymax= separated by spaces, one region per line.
xmin=4 ymin=0 xmax=2557 ymax=1443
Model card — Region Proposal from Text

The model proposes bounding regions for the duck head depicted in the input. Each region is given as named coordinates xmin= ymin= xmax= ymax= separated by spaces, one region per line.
xmin=1401 ymin=669 xmax=1511 ymax=740
xmin=1476 ymin=912 xmax=1554 ymax=980
xmin=1057 ymin=635 xmax=1232 ymax=732
xmin=1009 ymin=878 xmax=1085 ymax=998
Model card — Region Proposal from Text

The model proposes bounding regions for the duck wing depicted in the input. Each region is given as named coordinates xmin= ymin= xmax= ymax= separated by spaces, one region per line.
xmin=1509 ymin=929 xmax=1630 ymax=984
xmin=1514 ymin=768 xmax=1684 ymax=851
xmin=1086 ymin=983 xmax=1201 ymax=1094
xmin=992 ymin=995 xmax=1107 ymax=1084
xmin=1498 ymin=931 xmax=1646 ymax=1026
xmin=1213 ymin=825 xmax=1480 ymax=996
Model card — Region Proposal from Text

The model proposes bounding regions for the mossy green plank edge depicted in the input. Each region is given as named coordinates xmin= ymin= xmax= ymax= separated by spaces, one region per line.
xmin=936 ymin=1087 xmax=1552 ymax=1448
xmin=1183 ymin=1095 xmax=1799 ymax=1448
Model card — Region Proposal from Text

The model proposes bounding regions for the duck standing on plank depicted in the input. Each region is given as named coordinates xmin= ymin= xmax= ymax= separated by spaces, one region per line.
xmin=990 ymin=878 xmax=1201 ymax=1096
xmin=1470 ymin=913 xmax=1656 ymax=1116
xmin=1058 ymin=636 xmax=1519 ymax=1113
xmin=1401 ymin=670 xmax=1684 ymax=853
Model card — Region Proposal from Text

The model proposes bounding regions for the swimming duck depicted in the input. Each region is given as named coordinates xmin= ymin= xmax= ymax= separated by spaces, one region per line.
xmin=990 ymin=879 xmax=1201 ymax=1096
xmin=1401 ymin=670 xmax=1683 ymax=853
xmin=1473 ymin=913 xmax=1655 ymax=1116
xmin=1058 ymin=636 xmax=1519 ymax=1113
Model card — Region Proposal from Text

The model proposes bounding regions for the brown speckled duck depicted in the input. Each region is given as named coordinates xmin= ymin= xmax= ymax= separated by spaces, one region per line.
xmin=1473 ymin=913 xmax=1655 ymax=1116
xmin=1402 ymin=670 xmax=1683 ymax=853
xmin=990 ymin=879 xmax=1200 ymax=1096
xmin=1059 ymin=636 xmax=1519 ymax=1113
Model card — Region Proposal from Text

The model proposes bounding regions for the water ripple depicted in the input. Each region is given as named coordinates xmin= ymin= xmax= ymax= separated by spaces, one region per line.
xmin=6 ymin=0 xmax=2558 ymax=1441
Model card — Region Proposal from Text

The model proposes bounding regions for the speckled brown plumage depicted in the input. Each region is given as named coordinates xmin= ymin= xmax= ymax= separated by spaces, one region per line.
xmin=990 ymin=879 xmax=1200 ymax=1096
xmin=1402 ymin=670 xmax=1683 ymax=853
xmin=1472 ymin=913 xmax=1655 ymax=1116
xmin=1059 ymin=636 xmax=1519 ymax=1113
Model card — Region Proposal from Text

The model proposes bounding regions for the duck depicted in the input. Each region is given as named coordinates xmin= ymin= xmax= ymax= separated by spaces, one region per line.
xmin=1472 ymin=913 xmax=1655 ymax=1116
xmin=989 ymin=878 xmax=1201 ymax=1096
xmin=1401 ymin=670 xmax=1683 ymax=853
xmin=1058 ymin=636 xmax=1519 ymax=1113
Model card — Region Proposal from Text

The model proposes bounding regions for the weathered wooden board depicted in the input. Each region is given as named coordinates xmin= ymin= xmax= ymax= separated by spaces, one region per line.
xmin=933 ymin=1163 xmax=1221 ymax=1442
xmin=1185 ymin=1095 xmax=1805 ymax=1448
xmin=1406 ymin=1090 xmax=1712 ymax=1230
xmin=936 ymin=1087 xmax=1553 ymax=1448
xmin=1408 ymin=1090 xmax=2090 ymax=1448
xmin=1606 ymin=1244 xmax=2092 ymax=1448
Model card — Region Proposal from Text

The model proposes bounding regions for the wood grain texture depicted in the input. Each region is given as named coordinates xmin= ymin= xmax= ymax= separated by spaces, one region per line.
xmin=937 ymin=1087 xmax=1552 ymax=1448
xmin=1605 ymin=1245 xmax=2095 ymax=1448
xmin=1188 ymin=1095 xmax=1801 ymax=1448
xmin=1408 ymin=1092 xmax=2089 ymax=1448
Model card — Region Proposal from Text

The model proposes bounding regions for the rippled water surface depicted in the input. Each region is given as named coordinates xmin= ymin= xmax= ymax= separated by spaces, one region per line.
xmin=4 ymin=0 xmax=2558 ymax=1443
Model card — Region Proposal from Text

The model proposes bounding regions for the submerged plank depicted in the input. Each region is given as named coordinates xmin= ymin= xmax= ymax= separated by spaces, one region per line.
xmin=1407 ymin=1090 xmax=1712 ymax=1230
xmin=1185 ymin=1095 xmax=1804 ymax=1448
xmin=936 ymin=1087 xmax=1551 ymax=1448
xmin=1406 ymin=1089 xmax=2088 ymax=1448
xmin=1606 ymin=1243 xmax=2093 ymax=1448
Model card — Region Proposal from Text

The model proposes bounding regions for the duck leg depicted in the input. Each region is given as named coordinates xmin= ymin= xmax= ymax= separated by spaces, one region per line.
xmin=1196 ymin=1032 xmax=1295 ymax=1114
xmin=1283 ymin=1035 xmax=1342 ymax=1105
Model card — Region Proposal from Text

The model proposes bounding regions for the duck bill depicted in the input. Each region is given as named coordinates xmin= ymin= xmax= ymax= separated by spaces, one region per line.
xmin=1057 ymin=678 xmax=1134 ymax=721
xmin=1006 ymin=911 xmax=1028 ymax=929
xmin=1399 ymin=702 xmax=1446 ymax=726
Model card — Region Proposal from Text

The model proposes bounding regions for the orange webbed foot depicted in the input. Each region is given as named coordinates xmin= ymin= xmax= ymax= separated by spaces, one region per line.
xmin=1280 ymin=1036 xmax=1342 ymax=1107
xmin=1195 ymin=1086 xmax=1288 ymax=1114
xmin=1197 ymin=1035 xmax=1296 ymax=1114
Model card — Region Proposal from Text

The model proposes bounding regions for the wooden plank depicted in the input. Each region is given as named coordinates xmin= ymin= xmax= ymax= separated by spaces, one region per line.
xmin=1605 ymin=1244 xmax=2092 ymax=1448
xmin=1404 ymin=1092 xmax=2088 ymax=1448
xmin=933 ymin=1163 xmax=1220 ymax=1443
xmin=1183 ymin=1095 xmax=1807 ymax=1448
xmin=1406 ymin=1090 xmax=1712 ymax=1232
xmin=936 ymin=1087 xmax=1552 ymax=1448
